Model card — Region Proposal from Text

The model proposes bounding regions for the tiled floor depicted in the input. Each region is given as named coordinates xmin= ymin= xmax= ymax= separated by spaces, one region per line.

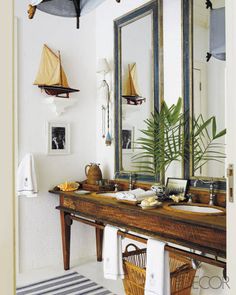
xmin=17 ymin=259 xmax=226 ymax=295
xmin=17 ymin=258 xmax=125 ymax=295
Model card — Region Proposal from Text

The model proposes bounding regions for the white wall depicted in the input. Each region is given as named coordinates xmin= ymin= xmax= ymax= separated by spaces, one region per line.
xmin=15 ymin=0 xmax=97 ymax=272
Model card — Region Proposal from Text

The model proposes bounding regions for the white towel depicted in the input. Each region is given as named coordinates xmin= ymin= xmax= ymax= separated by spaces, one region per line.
xmin=17 ymin=154 xmax=38 ymax=197
xmin=145 ymin=239 xmax=170 ymax=295
xmin=116 ymin=188 xmax=156 ymax=202
xmin=103 ymin=225 xmax=124 ymax=280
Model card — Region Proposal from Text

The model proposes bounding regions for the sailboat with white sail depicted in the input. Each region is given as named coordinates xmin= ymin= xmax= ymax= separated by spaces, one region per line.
xmin=34 ymin=44 xmax=79 ymax=98
xmin=122 ymin=63 xmax=145 ymax=105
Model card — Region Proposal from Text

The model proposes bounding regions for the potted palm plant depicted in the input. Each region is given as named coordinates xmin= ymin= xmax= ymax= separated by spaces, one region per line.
xmin=132 ymin=98 xmax=226 ymax=182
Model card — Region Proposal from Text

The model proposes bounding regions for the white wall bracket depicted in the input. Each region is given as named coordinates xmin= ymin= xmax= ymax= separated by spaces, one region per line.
xmin=44 ymin=97 xmax=78 ymax=116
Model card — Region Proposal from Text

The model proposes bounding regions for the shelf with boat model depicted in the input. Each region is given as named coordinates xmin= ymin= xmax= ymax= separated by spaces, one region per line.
xmin=34 ymin=44 xmax=79 ymax=98
xmin=34 ymin=44 xmax=80 ymax=115
xmin=122 ymin=63 xmax=146 ymax=105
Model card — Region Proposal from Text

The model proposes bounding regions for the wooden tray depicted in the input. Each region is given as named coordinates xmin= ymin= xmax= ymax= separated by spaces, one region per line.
xmin=79 ymin=180 xmax=114 ymax=192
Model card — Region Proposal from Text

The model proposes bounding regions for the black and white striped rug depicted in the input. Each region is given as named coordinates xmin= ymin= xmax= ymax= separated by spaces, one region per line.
xmin=16 ymin=272 xmax=115 ymax=295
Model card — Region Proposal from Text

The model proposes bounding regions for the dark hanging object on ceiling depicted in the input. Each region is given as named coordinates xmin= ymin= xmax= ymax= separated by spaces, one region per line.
xmin=205 ymin=0 xmax=213 ymax=10
xmin=28 ymin=0 xmax=121 ymax=29
xmin=36 ymin=0 xmax=81 ymax=29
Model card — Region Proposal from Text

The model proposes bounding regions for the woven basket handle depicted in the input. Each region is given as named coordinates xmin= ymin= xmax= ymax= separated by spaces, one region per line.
xmin=170 ymin=263 xmax=192 ymax=276
xmin=124 ymin=243 xmax=140 ymax=253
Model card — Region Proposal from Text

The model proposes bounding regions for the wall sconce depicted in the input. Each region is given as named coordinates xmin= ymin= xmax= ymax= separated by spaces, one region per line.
xmin=97 ymin=58 xmax=112 ymax=146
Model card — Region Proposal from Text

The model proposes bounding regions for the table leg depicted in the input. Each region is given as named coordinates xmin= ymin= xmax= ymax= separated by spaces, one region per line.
xmin=60 ymin=211 xmax=72 ymax=270
xmin=95 ymin=223 xmax=104 ymax=262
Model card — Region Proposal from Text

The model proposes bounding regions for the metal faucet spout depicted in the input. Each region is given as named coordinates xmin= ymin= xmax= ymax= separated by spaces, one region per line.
xmin=208 ymin=182 xmax=215 ymax=206
xmin=129 ymin=173 xmax=133 ymax=191
xmin=194 ymin=178 xmax=216 ymax=206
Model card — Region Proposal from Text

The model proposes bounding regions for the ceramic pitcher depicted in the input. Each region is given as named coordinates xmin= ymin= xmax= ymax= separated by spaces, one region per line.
xmin=85 ymin=163 xmax=103 ymax=185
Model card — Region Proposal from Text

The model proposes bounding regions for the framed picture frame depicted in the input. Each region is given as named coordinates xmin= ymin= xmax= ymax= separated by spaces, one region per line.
xmin=122 ymin=127 xmax=134 ymax=153
xmin=47 ymin=122 xmax=70 ymax=155
xmin=165 ymin=178 xmax=188 ymax=197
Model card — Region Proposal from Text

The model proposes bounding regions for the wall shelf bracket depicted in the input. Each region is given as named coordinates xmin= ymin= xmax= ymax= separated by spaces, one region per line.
xmin=44 ymin=97 xmax=78 ymax=116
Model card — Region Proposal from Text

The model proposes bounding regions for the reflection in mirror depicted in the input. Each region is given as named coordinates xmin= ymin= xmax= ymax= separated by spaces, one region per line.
xmin=192 ymin=0 xmax=226 ymax=178
xmin=114 ymin=0 xmax=161 ymax=182
xmin=121 ymin=14 xmax=153 ymax=171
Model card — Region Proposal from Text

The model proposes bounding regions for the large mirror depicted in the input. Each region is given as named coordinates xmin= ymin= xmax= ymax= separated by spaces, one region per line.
xmin=183 ymin=0 xmax=226 ymax=182
xmin=114 ymin=0 xmax=162 ymax=182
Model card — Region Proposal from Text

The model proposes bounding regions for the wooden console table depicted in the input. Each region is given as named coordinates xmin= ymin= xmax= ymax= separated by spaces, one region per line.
xmin=49 ymin=190 xmax=226 ymax=271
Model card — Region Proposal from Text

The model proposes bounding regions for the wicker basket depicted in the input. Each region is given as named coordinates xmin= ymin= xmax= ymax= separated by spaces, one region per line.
xmin=123 ymin=244 xmax=196 ymax=295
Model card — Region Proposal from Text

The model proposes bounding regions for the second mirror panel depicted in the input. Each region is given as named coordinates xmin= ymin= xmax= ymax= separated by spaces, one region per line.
xmin=193 ymin=0 xmax=226 ymax=178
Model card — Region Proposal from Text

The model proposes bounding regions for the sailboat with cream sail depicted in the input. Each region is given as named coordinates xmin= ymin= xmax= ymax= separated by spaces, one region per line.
xmin=34 ymin=44 xmax=79 ymax=98
xmin=122 ymin=63 xmax=145 ymax=105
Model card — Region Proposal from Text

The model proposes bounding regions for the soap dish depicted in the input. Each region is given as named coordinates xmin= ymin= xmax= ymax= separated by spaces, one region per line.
xmin=138 ymin=201 xmax=162 ymax=210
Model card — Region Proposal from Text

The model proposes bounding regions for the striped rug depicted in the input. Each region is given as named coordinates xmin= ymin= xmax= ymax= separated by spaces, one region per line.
xmin=16 ymin=272 xmax=115 ymax=295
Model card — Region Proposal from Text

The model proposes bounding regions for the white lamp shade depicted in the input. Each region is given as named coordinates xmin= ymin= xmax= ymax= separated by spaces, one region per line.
xmin=97 ymin=58 xmax=110 ymax=74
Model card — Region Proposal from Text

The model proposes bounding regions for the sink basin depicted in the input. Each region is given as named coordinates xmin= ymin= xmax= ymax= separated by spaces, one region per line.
xmin=164 ymin=203 xmax=225 ymax=215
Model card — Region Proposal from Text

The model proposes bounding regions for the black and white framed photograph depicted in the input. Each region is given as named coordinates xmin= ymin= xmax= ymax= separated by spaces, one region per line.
xmin=165 ymin=178 xmax=188 ymax=197
xmin=122 ymin=127 xmax=134 ymax=153
xmin=47 ymin=122 xmax=70 ymax=155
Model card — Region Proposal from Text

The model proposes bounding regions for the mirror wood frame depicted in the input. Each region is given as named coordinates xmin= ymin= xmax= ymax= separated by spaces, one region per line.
xmin=114 ymin=0 xmax=163 ymax=183
xmin=182 ymin=0 xmax=226 ymax=191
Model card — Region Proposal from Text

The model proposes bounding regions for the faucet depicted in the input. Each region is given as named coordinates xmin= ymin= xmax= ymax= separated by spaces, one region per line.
xmin=113 ymin=172 xmax=120 ymax=192
xmin=128 ymin=173 xmax=133 ymax=191
xmin=125 ymin=172 xmax=136 ymax=190
xmin=208 ymin=181 xmax=215 ymax=206
xmin=187 ymin=193 xmax=193 ymax=203
xmin=113 ymin=172 xmax=135 ymax=191
xmin=193 ymin=178 xmax=216 ymax=206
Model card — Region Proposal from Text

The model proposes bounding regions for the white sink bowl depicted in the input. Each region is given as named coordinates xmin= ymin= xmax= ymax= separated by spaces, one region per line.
xmin=166 ymin=204 xmax=225 ymax=215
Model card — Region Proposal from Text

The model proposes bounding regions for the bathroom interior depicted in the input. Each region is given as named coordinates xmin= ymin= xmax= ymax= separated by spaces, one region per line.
xmin=13 ymin=0 xmax=228 ymax=294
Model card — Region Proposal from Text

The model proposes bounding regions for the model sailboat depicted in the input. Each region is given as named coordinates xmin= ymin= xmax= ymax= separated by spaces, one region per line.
xmin=34 ymin=44 xmax=79 ymax=98
xmin=122 ymin=63 xmax=145 ymax=105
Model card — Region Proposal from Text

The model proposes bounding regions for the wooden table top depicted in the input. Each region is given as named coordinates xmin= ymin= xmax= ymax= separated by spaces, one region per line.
xmin=50 ymin=189 xmax=226 ymax=231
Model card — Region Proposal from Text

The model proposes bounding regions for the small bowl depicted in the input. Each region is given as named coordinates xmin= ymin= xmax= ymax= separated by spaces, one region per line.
xmin=57 ymin=182 xmax=80 ymax=192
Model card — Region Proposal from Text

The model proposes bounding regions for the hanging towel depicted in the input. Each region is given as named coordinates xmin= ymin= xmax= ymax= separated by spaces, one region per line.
xmin=17 ymin=154 xmax=38 ymax=197
xmin=145 ymin=239 xmax=170 ymax=295
xmin=103 ymin=225 xmax=124 ymax=280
